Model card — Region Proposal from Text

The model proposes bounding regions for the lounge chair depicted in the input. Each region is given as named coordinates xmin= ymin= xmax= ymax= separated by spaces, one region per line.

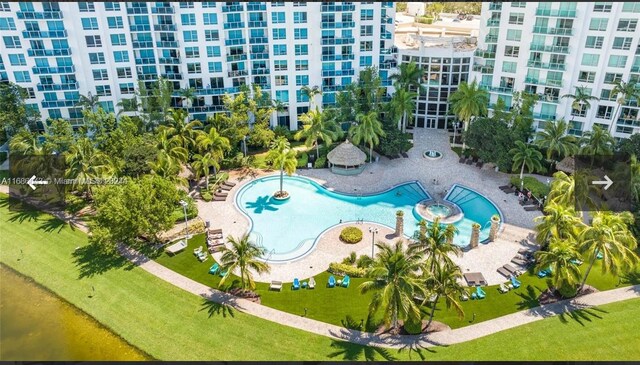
xmin=308 ymin=277 xmax=316 ymax=289
xmin=219 ymin=269 xmax=228 ymax=277
xmin=222 ymin=180 xmax=236 ymax=188
xmin=570 ymin=258 xmax=583 ymax=265
xmin=517 ymin=248 xmax=532 ymax=255
xmin=208 ymin=263 xmax=219 ymax=275
xmin=401 ymin=152 xmax=409 ymax=158
xmin=208 ymin=244 xmax=224 ymax=254
xmin=537 ymin=267 xmax=552 ymax=278
xmin=475 ymin=285 xmax=486 ymax=299
xmin=597 ymin=251 xmax=603 ymax=259
xmin=510 ymin=275 xmax=521 ymax=289
xmin=213 ymin=195 xmax=227 ymax=202
xmin=511 ymin=257 xmax=529 ymax=266
xmin=194 ymin=246 xmax=203 ymax=255
xmin=341 ymin=275 xmax=350 ymax=288
xmin=524 ymin=205 xmax=540 ymax=211
xmin=503 ymin=264 xmax=522 ymax=276
xmin=497 ymin=266 xmax=511 ymax=278
xmin=165 ymin=240 xmax=187 ymax=254
xmin=328 ymin=275 xmax=336 ymax=288
xmin=292 ymin=278 xmax=300 ymax=290
xmin=498 ymin=185 xmax=511 ymax=191
xmin=499 ymin=283 xmax=510 ymax=293
xmin=459 ymin=157 xmax=465 ymax=163
xmin=503 ymin=187 xmax=516 ymax=194
xmin=465 ymin=158 xmax=473 ymax=165
xmin=269 ymin=280 xmax=283 ymax=291
xmin=197 ymin=251 xmax=208 ymax=262
xmin=214 ymin=191 xmax=228 ymax=198
xmin=219 ymin=184 xmax=233 ymax=191
xmin=460 ymin=293 xmax=469 ymax=301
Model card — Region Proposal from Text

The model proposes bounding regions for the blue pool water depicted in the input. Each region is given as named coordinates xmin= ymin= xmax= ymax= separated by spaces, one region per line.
xmin=235 ymin=175 xmax=502 ymax=262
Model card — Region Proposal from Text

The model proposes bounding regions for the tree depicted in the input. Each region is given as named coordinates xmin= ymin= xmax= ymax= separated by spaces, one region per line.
xmin=178 ymin=87 xmax=197 ymax=109
xmin=121 ymin=141 xmax=157 ymax=178
xmin=449 ymin=80 xmax=489 ymax=149
xmin=390 ymin=61 xmax=425 ymax=93
xmin=300 ymin=85 xmax=322 ymax=110
xmin=0 ymin=82 xmax=41 ymax=139
xmin=191 ymin=152 xmax=218 ymax=190
xmin=159 ymin=108 xmax=202 ymax=152
xmin=609 ymin=79 xmax=640 ymax=134
xmin=547 ymin=170 xmax=597 ymax=212
xmin=65 ymin=138 xmax=115 ymax=199
xmin=266 ymin=137 xmax=297 ymax=196
xmin=156 ymin=129 xmax=188 ymax=164
xmin=423 ymin=263 xmax=466 ymax=330
xmin=152 ymin=77 xmax=174 ymax=126
xmin=148 ymin=153 xmax=183 ymax=185
xmin=195 ymin=126 xmax=231 ymax=171
xmin=294 ymin=108 xmax=341 ymax=158
xmin=44 ymin=119 xmax=76 ymax=153
xmin=580 ymin=125 xmax=615 ymax=165
xmin=535 ymin=202 xmax=585 ymax=246
xmin=218 ymin=234 xmax=271 ymax=290
xmin=390 ymin=88 xmax=417 ymax=133
xmin=509 ymin=141 xmax=544 ymax=181
xmin=534 ymin=237 xmax=583 ymax=297
xmin=534 ymin=119 xmax=578 ymax=164
xmin=561 ymin=86 xmax=600 ymax=122
xmin=76 ymin=92 xmax=100 ymax=112
xmin=247 ymin=121 xmax=276 ymax=149
xmin=617 ymin=133 xmax=640 ymax=158
xmin=358 ymin=241 xmax=423 ymax=332
xmin=350 ymin=111 xmax=386 ymax=163
xmin=410 ymin=216 xmax=460 ymax=272
xmin=577 ymin=210 xmax=638 ymax=292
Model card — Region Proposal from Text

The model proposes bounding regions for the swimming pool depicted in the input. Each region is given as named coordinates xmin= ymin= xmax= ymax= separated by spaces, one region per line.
xmin=235 ymin=175 xmax=502 ymax=262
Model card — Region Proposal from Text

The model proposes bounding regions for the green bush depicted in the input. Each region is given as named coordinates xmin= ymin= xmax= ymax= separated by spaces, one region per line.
xmin=403 ymin=315 xmax=423 ymax=335
xmin=557 ymin=284 xmax=578 ymax=298
xmin=509 ymin=175 xmax=550 ymax=198
xmin=273 ymin=125 xmax=293 ymax=141
xmin=339 ymin=226 xmax=363 ymax=244
xmin=341 ymin=251 xmax=357 ymax=265
xmin=201 ymin=191 xmax=212 ymax=202
xmin=416 ymin=16 xmax=434 ymax=24
xmin=356 ymin=254 xmax=373 ymax=269
xmin=328 ymin=262 xmax=368 ymax=278
xmin=297 ymin=152 xmax=309 ymax=168
xmin=314 ymin=156 xmax=327 ymax=169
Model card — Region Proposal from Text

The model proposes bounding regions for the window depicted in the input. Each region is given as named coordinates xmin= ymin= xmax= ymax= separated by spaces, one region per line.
xmin=502 ymin=61 xmax=517 ymax=73
xmin=295 ymin=60 xmax=309 ymax=71
xmin=578 ymin=71 xmax=596 ymax=83
xmin=275 ymin=90 xmax=289 ymax=103
xmin=85 ymin=35 xmax=101 ymax=47
xmin=293 ymin=11 xmax=307 ymax=23
xmin=593 ymin=2 xmax=612 ymax=12
xmin=604 ymin=72 xmax=623 ymax=84
xmin=508 ymin=13 xmax=524 ymax=25
xmin=107 ymin=16 xmax=123 ymax=29
xmin=272 ymin=2 xmax=285 ymax=6
xmin=203 ymin=13 xmax=217 ymax=25
xmin=589 ymin=18 xmax=608 ymax=31
xmin=81 ymin=17 xmax=99 ymax=30
xmin=208 ymin=62 xmax=222 ymax=73
xmin=273 ymin=44 xmax=287 ymax=56
xmin=581 ymin=53 xmax=600 ymax=66
xmin=585 ymin=36 xmax=604 ymax=49
xmin=359 ymin=55 xmax=372 ymax=67
xmin=8 ymin=54 xmax=26 ymax=66
xmin=511 ymin=2 xmax=526 ymax=7
xmin=600 ymin=89 xmax=615 ymax=101
xmin=360 ymin=41 xmax=373 ymax=51
xmin=274 ymin=60 xmax=287 ymax=71
xmin=206 ymin=46 xmax=221 ymax=57
xmin=13 ymin=71 xmax=30 ymax=83
xmin=272 ymin=28 xmax=286 ymax=40
xmin=113 ymin=51 xmax=129 ymax=63
xmin=3 ymin=36 xmax=20 ymax=48
xmin=608 ymin=55 xmax=628 ymax=68
xmin=116 ymin=67 xmax=132 ymax=79
xmin=506 ymin=29 xmax=522 ymax=41
xmin=272 ymin=12 xmax=285 ymax=24
xmin=202 ymin=2 xmax=216 ymax=8
xmin=596 ymin=105 xmax=614 ymax=119
xmin=180 ymin=2 xmax=194 ymax=8
xmin=89 ymin=52 xmax=105 ymax=64
xmin=294 ymin=28 xmax=307 ymax=40
xmin=110 ymin=34 xmax=126 ymax=46
xmin=294 ymin=44 xmax=308 ymax=56
xmin=104 ymin=2 xmax=120 ymax=11
xmin=360 ymin=25 xmax=373 ymax=36
xmin=361 ymin=9 xmax=374 ymax=20
xmin=92 ymin=69 xmax=109 ymax=81
xmin=183 ymin=30 xmax=198 ymax=42
xmin=185 ymin=47 xmax=199 ymax=58
xmin=275 ymin=75 xmax=288 ymax=86
xmin=204 ymin=30 xmax=219 ymax=41
xmin=504 ymin=46 xmax=520 ymax=57
xmin=187 ymin=63 xmax=201 ymax=74
xmin=96 ymin=85 xmax=111 ymax=96
xmin=613 ymin=37 xmax=633 ymax=50
xmin=296 ymin=75 xmax=309 ymax=86
xmin=617 ymin=19 xmax=638 ymax=31
xmin=622 ymin=2 xmax=640 ymax=12
xmin=0 ymin=17 xmax=16 ymax=30
xmin=181 ymin=13 xmax=196 ymax=26
xmin=78 ymin=2 xmax=95 ymax=12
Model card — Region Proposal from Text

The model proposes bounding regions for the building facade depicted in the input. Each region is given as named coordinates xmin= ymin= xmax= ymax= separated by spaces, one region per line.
xmin=471 ymin=1 xmax=640 ymax=140
xmin=0 ymin=1 xmax=395 ymax=131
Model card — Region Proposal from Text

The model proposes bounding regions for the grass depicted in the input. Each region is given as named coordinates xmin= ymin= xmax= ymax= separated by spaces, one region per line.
xmin=2 ymin=194 xmax=640 ymax=360
xmin=510 ymin=175 xmax=551 ymax=197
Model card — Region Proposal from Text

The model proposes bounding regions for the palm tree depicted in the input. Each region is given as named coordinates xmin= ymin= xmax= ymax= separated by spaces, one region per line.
xmin=218 ymin=234 xmax=271 ymax=290
xmin=609 ymin=79 xmax=640 ymax=134
xmin=535 ymin=201 xmax=585 ymax=246
xmin=534 ymin=119 xmax=579 ymax=165
xmin=116 ymin=96 xmax=140 ymax=117
xmin=423 ymin=263 xmax=467 ymax=330
xmin=547 ymin=170 xmax=597 ymax=212
xmin=561 ymin=86 xmax=600 ymax=122
xmin=294 ymin=108 xmax=341 ymax=158
xmin=159 ymin=108 xmax=203 ymax=152
xmin=65 ymin=138 xmax=114 ymax=199
xmin=350 ymin=111 xmax=386 ymax=163
xmin=76 ymin=92 xmax=100 ymax=112
xmin=390 ymin=60 xmax=425 ymax=92
xmin=509 ymin=141 xmax=544 ymax=181
xmin=179 ymin=87 xmax=197 ymax=109
xmin=578 ymin=210 xmax=638 ymax=292
xmin=391 ymin=88 xmax=418 ymax=133
xmin=148 ymin=153 xmax=183 ymax=185
xmin=191 ymin=152 xmax=218 ymax=190
xmin=156 ymin=129 xmax=188 ymax=164
xmin=411 ymin=217 xmax=460 ymax=272
xmin=580 ymin=125 xmax=615 ymax=165
xmin=300 ymin=85 xmax=322 ymax=110
xmin=266 ymin=137 xmax=297 ymax=197
xmin=534 ymin=237 xmax=583 ymax=297
xmin=197 ymin=125 xmax=231 ymax=158
xmin=449 ymin=80 xmax=489 ymax=149
xmin=358 ymin=240 xmax=424 ymax=332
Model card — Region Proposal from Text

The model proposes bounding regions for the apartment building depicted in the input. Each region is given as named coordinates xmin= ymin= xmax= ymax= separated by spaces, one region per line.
xmin=0 ymin=1 xmax=395 ymax=131
xmin=472 ymin=1 xmax=640 ymax=140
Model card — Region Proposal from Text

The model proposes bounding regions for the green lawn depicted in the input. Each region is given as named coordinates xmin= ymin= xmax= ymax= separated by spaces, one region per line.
xmin=2 ymin=194 xmax=639 ymax=361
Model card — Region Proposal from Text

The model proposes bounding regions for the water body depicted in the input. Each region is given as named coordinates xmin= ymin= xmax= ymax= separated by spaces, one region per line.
xmin=0 ymin=265 xmax=150 ymax=361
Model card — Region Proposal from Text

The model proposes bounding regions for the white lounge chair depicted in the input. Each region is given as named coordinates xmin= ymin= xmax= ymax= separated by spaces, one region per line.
xmin=499 ymin=283 xmax=510 ymax=293
xmin=269 ymin=280 xmax=283 ymax=291
xmin=165 ymin=240 xmax=187 ymax=254
xmin=308 ymin=277 xmax=316 ymax=289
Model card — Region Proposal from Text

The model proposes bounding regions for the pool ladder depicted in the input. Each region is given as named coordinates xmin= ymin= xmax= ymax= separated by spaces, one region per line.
xmin=264 ymin=248 xmax=276 ymax=264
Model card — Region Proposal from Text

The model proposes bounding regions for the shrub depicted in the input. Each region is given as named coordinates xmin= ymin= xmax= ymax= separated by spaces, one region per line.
xmin=356 ymin=254 xmax=373 ymax=269
xmin=509 ymin=175 xmax=550 ymax=198
xmin=201 ymin=191 xmax=212 ymax=202
xmin=328 ymin=262 xmax=368 ymax=278
xmin=297 ymin=152 xmax=309 ymax=168
xmin=273 ymin=125 xmax=293 ymax=141
xmin=557 ymin=284 xmax=578 ymax=298
xmin=416 ymin=16 xmax=434 ymax=24
xmin=340 ymin=226 xmax=363 ymax=244
xmin=314 ymin=156 xmax=327 ymax=169
xmin=341 ymin=251 xmax=357 ymax=265
xmin=403 ymin=315 xmax=423 ymax=335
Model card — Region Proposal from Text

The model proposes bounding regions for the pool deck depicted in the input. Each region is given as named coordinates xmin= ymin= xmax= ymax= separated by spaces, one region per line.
xmin=197 ymin=129 xmax=545 ymax=285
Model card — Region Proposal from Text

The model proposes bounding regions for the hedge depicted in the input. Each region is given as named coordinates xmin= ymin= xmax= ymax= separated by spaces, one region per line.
xmin=314 ymin=156 xmax=327 ymax=169
xmin=339 ymin=226 xmax=363 ymax=243
xmin=327 ymin=262 xmax=368 ymax=278
xmin=509 ymin=175 xmax=550 ymax=198
xmin=297 ymin=152 xmax=309 ymax=168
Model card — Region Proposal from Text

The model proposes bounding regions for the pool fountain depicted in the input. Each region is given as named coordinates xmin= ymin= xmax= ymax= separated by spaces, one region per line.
xmin=415 ymin=200 xmax=463 ymax=224
xmin=423 ymin=150 xmax=443 ymax=160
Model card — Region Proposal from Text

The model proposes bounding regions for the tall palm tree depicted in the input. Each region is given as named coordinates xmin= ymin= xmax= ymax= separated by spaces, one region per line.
xmin=547 ymin=170 xmax=597 ymax=212
xmin=534 ymin=237 xmax=583 ymax=297
xmin=535 ymin=119 xmax=579 ymax=165
xmin=116 ymin=96 xmax=140 ymax=117
xmin=294 ymin=108 xmax=341 ymax=158
xmin=195 ymin=126 xmax=231 ymax=163
xmin=422 ymin=263 xmax=467 ymax=330
xmin=266 ymin=137 xmax=297 ymax=196
xmin=391 ymin=88 xmax=418 ymax=133
xmin=300 ymin=85 xmax=322 ymax=110
xmin=65 ymin=138 xmax=114 ymax=199
xmin=76 ymin=92 xmax=100 ymax=112
xmin=359 ymin=240 xmax=424 ymax=332
xmin=218 ymin=234 xmax=271 ymax=290
xmin=156 ymin=129 xmax=188 ymax=164
xmin=449 ymin=80 xmax=489 ymax=149
xmin=561 ymin=86 xmax=600 ymax=122
xmin=179 ymin=87 xmax=197 ymax=109
xmin=148 ymin=153 xmax=183 ymax=185
xmin=578 ymin=210 xmax=638 ymax=292
xmin=609 ymin=79 xmax=640 ymax=134
xmin=159 ymin=108 xmax=202 ymax=152
xmin=580 ymin=125 xmax=615 ymax=164
xmin=350 ymin=111 xmax=386 ymax=163
xmin=509 ymin=141 xmax=544 ymax=181
xmin=411 ymin=217 xmax=460 ymax=272
xmin=191 ymin=152 xmax=218 ymax=190
xmin=535 ymin=201 xmax=585 ymax=246
xmin=390 ymin=60 xmax=425 ymax=92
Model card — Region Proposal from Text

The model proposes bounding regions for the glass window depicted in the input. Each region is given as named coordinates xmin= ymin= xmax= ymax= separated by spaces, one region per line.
xmin=8 ymin=54 xmax=26 ymax=66
xmin=359 ymin=55 xmax=372 ymax=67
xmin=274 ymin=60 xmax=287 ymax=71
xmin=617 ymin=19 xmax=638 ymax=31
xmin=89 ymin=52 xmax=105 ymax=64
xmin=205 ymin=30 xmax=219 ymax=42
xmin=85 ymin=35 xmax=101 ymax=47
xmin=180 ymin=2 xmax=194 ymax=8
xmin=92 ymin=69 xmax=109 ymax=81
xmin=78 ymin=2 xmax=95 ymax=12
xmin=96 ymin=85 xmax=111 ymax=96
xmin=104 ymin=2 xmax=121 ymax=11
xmin=293 ymin=11 xmax=307 ymax=24
xmin=360 ymin=41 xmax=373 ymax=51
xmin=589 ymin=18 xmax=608 ymax=31
xmin=183 ymin=30 xmax=198 ymax=42
xmin=578 ymin=71 xmax=596 ymax=82
xmin=273 ymin=44 xmax=287 ymax=56
xmin=110 ymin=34 xmax=126 ymax=46
xmin=585 ymin=36 xmax=604 ymax=49
xmin=508 ymin=13 xmax=524 ymax=25
xmin=113 ymin=50 xmax=129 ymax=63
xmin=294 ymin=28 xmax=307 ymax=40
xmin=0 ymin=17 xmax=16 ymax=30
xmin=107 ymin=16 xmax=123 ymax=29
xmin=296 ymin=75 xmax=309 ymax=86
xmin=275 ymin=90 xmax=289 ymax=103
xmin=187 ymin=63 xmax=201 ymax=74
xmin=506 ymin=29 xmax=522 ymax=41
xmin=181 ymin=13 xmax=196 ymax=26
xmin=275 ymin=75 xmax=288 ymax=86
xmin=207 ymin=62 xmax=221 ymax=73
xmin=504 ymin=46 xmax=520 ymax=57
xmin=604 ymin=72 xmax=623 ymax=84
xmin=185 ymin=46 xmax=199 ymax=58
xmin=608 ymin=55 xmax=628 ymax=68
xmin=593 ymin=2 xmax=612 ymax=12
xmin=295 ymin=44 xmax=308 ymax=56
xmin=581 ymin=53 xmax=600 ymax=66
xmin=81 ymin=17 xmax=99 ymax=30
xmin=116 ymin=67 xmax=132 ymax=79
xmin=361 ymin=9 xmax=374 ymax=20
xmin=502 ymin=61 xmax=517 ymax=73
xmin=203 ymin=13 xmax=217 ymax=25
xmin=272 ymin=28 xmax=286 ymax=40
xmin=612 ymin=37 xmax=633 ymax=50
xmin=622 ymin=2 xmax=640 ymax=12
xmin=360 ymin=25 xmax=373 ymax=36
xmin=206 ymin=46 xmax=221 ymax=57
xmin=295 ymin=60 xmax=309 ymax=71
xmin=3 ymin=36 xmax=20 ymax=48
xmin=271 ymin=12 xmax=285 ymax=24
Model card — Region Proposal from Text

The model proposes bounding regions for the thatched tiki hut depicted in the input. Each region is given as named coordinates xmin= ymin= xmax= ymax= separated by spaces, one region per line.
xmin=327 ymin=140 xmax=367 ymax=175
xmin=555 ymin=156 xmax=575 ymax=174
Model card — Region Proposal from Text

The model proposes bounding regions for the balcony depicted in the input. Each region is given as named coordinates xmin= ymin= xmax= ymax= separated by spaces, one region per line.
xmin=132 ymin=41 xmax=154 ymax=48
xmin=472 ymin=64 xmax=494 ymax=73
xmin=526 ymin=60 xmax=566 ymax=71
xmin=22 ymin=30 xmax=67 ymax=38
xmin=130 ymin=24 xmax=151 ymax=32
xmin=248 ymin=21 xmax=267 ymax=28
xmin=486 ymin=19 xmax=500 ymax=26
xmin=156 ymin=41 xmax=179 ymax=48
xmin=161 ymin=73 xmax=182 ymax=80
xmin=479 ymin=84 xmax=514 ymax=93
xmin=321 ymin=22 xmax=356 ymax=29
xmin=321 ymin=4 xmax=355 ymax=12
xmin=222 ymin=4 xmax=244 ymax=12
xmin=485 ymin=35 xmax=498 ymax=43
xmin=17 ymin=11 xmax=62 ymax=19
xmin=380 ymin=47 xmax=398 ymax=55
xmin=28 ymin=48 xmax=71 ymax=56
xmin=135 ymin=58 xmax=156 ymax=65
xmin=158 ymin=57 xmax=180 ymax=64
xmin=535 ymin=8 xmax=576 ymax=17
xmin=247 ymin=3 xmax=267 ymax=11
xmin=151 ymin=6 xmax=174 ymax=14
xmin=322 ymin=85 xmax=347 ymax=92
xmin=537 ymin=93 xmax=560 ymax=103
xmin=322 ymin=54 xmax=355 ymax=61
xmin=533 ymin=113 xmax=557 ymax=121
xmin=225 ymin=38 xmax=246 ymax=46
xmin=532 ymin=26 xmax=573 ymax=36
xmin=379 ymin=60 xmax=397 ymax=69
xmin=251 ymin=68 xmax=270 ymax=75
xmin=381 ymin=31 xmax=392 ymax=40
xmin=154 ymin=24 xmax=177 ymax=31
xmin=321 ymin=37 xmax=355 ymax=45
xmin=322 ymin=69 xmax=355 ymax=77
xmin=250 ymin=52 xmax=269 ymax=60
xmin=32 ymin=66 xmax=75 ymax=74
xmin=524 ymin=77 xmax=563 ymax=87
xmin=187 ymin=105 xmax=227 ymax=113
xmin=42 ymin=100 xmax=78 ymax=108
xmin=37 ymin=82 xmax=79 ymax=91
xmin=488 ymin=3 xmax=502 ymax=10
xmin=249 ymin=37 xmax=268 ymax=44
xmin=126 ymin=7 xmax=148 ymax=14
xmin=529 ymin=43 xmax=570 ymax=54
xmin=227 ymin=53 xmax=247 ymax=62
xmin=224 ymin=22 xmax=245 ymax=30
xmin=228 ymin=70 xmax=248 ymax=77
xmin=631 ymin=66 xmax=640 ymax=73
xmin=382 ymin=15 xmax=393 ymax=24
xmin=474 ymin=49 xmax=496 ymax=59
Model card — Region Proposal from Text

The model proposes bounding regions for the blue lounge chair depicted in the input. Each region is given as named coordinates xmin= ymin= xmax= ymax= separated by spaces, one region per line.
xmin=342 ymin=275 xmax=350 ymax=288
xmin=537 ymin=267 xmax=552 ymax=278
xmin=208 ymin=263 xmax=219 ymax=275
xmin=510 ymin=275 xmax=521 ymax=289
xmin=292 ymin=278 xmax=300 ymax=290
xmin=597 ymin=251 xmax=603 ymax=259
xmin=475 ymin=285 xmax=486 ymax=299
xmin=219 ymin=270 xmax=228 ymax=277
xmin=328 ymin=275 xmax=336 ymax=288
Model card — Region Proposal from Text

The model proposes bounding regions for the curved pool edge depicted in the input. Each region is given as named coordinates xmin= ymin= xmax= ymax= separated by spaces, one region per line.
xmin=444 ymin=183 xmax=505 ymax=244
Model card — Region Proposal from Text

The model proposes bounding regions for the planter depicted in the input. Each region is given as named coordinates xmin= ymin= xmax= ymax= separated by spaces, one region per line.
xmin=272 ymin=190 xmax=290 ymax=201
xmin=489 ymin=215 xmax=500 ymax=241
xmin=469 ymin=223 xmax=480 ymax=248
